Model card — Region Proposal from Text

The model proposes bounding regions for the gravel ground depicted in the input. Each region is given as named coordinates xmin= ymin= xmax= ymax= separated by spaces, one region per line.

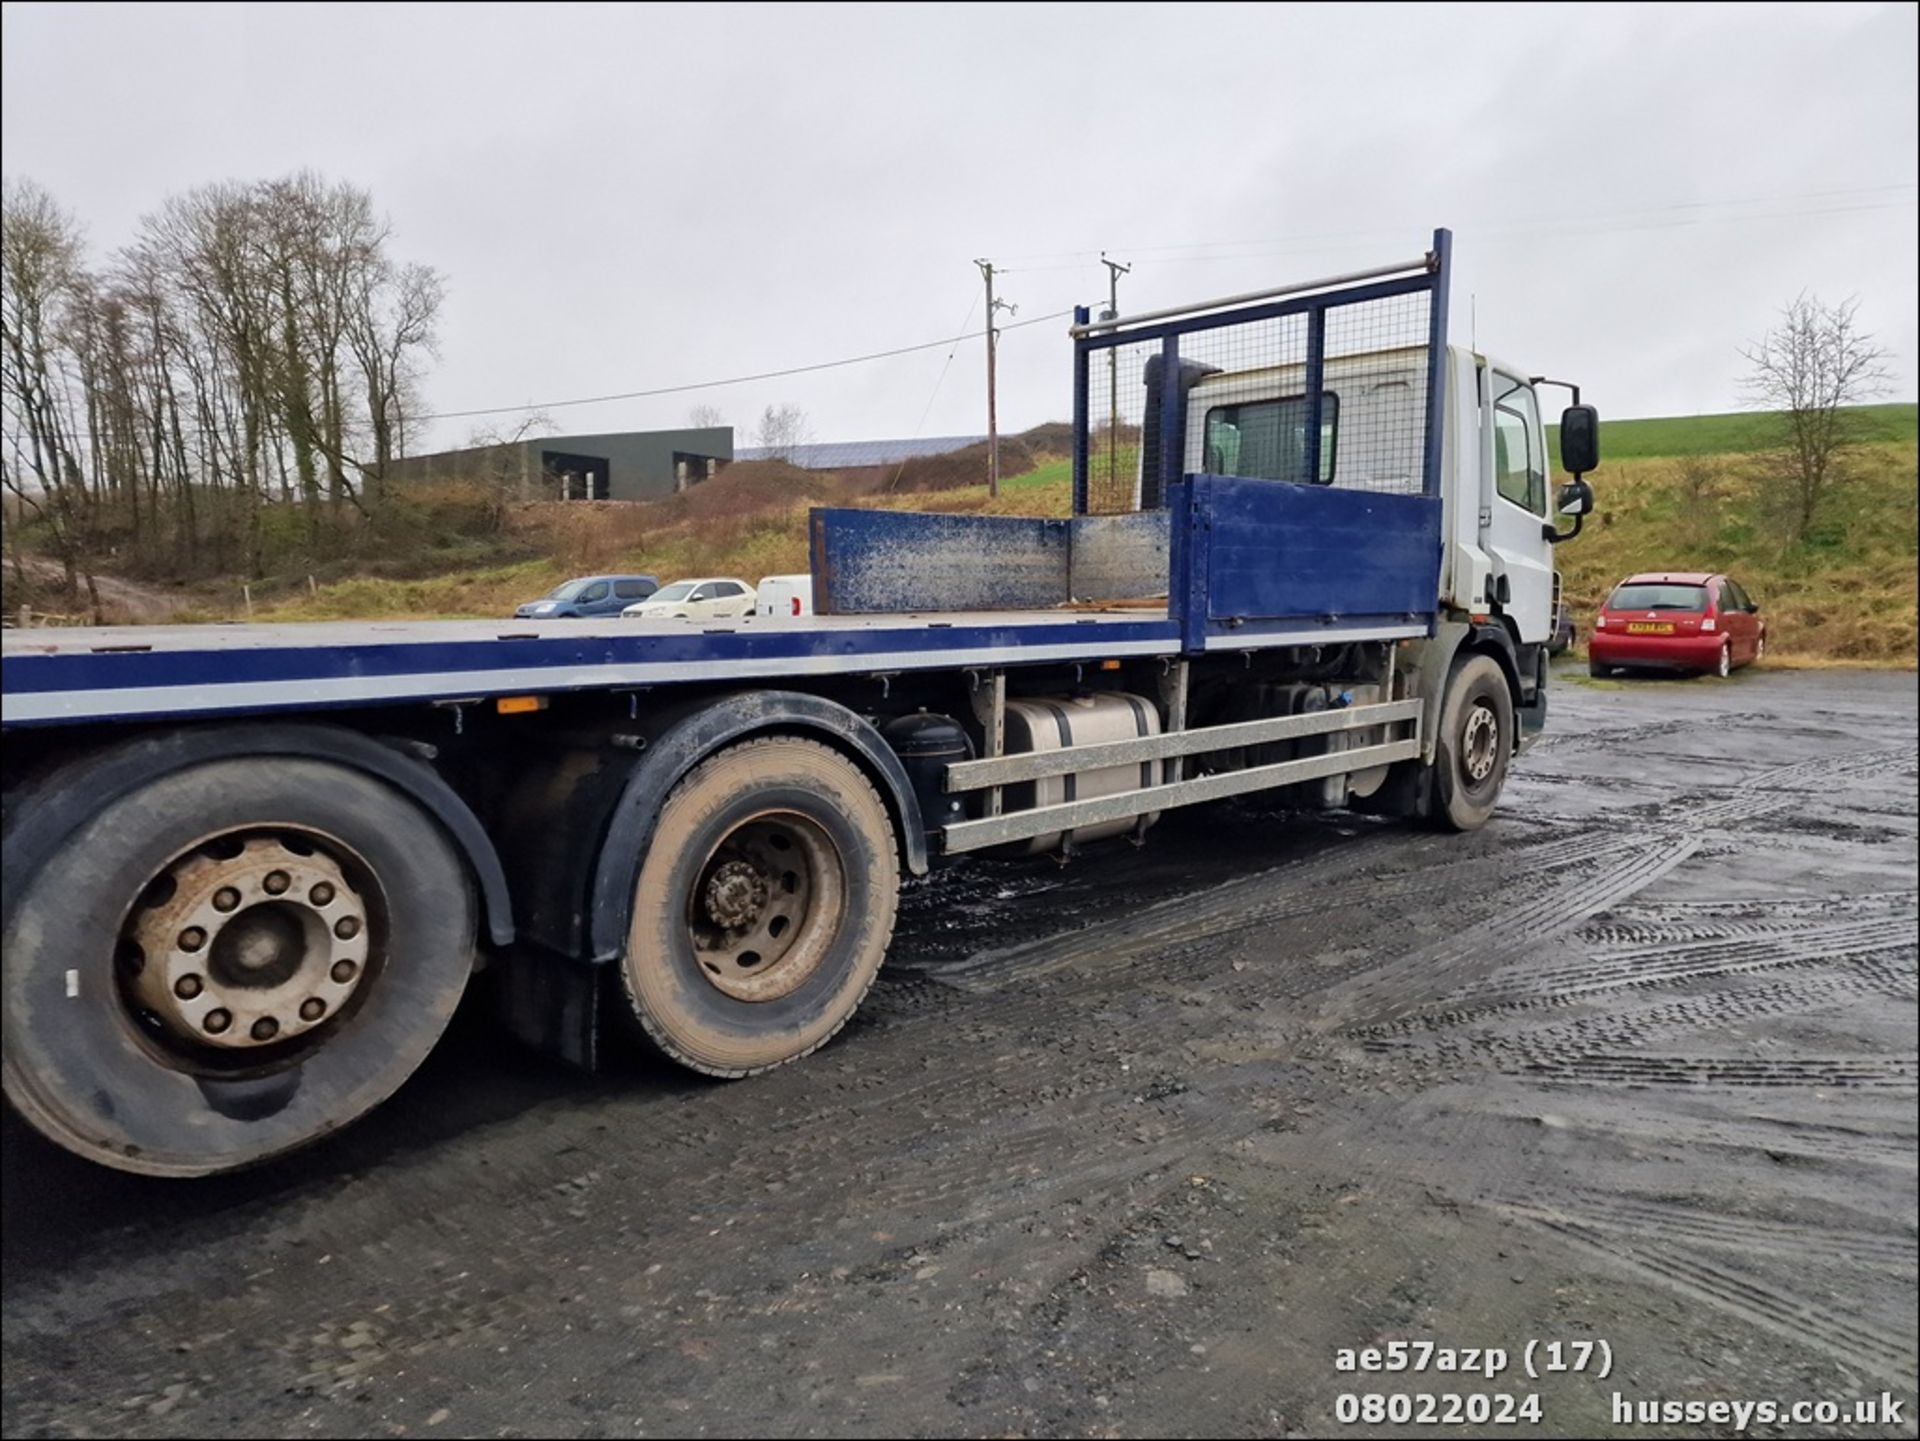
xmin=3 ymin=667 xmax=1915 ymax=1439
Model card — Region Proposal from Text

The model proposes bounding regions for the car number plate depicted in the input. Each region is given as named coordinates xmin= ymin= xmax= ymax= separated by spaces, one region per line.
xmin=1625 ymin=622 xmax=1674 ymax=634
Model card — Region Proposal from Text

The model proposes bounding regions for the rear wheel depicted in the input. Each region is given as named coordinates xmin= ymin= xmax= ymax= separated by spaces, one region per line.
xmin=1432 ymin=654 xmax=1514 ymax=832
xmin=621 ymin=737 xmax=899 ymax=1076
xmin=2 ymin=759 xmax=475 ymax=1176
xmin=1588 ymin=659 xmax=1612 ymax=678
xmin=1713 ymin=640 xmax=1732 ymax=678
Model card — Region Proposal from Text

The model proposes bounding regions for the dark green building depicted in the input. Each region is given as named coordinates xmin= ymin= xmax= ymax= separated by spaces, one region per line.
xmin=388 ymin=426 xmax=733 ymax=502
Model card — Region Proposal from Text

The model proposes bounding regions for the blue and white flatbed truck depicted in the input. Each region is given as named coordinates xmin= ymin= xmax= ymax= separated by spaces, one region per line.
xmin=0 ymin=231 xmax=1599 ymax=1176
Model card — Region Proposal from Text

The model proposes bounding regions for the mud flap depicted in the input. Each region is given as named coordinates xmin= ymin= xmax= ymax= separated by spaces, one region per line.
xmin=1516 ymin=648 xmax=1549 ymax=753
xmin=493 ymin=946 xmax=602 ymax=1072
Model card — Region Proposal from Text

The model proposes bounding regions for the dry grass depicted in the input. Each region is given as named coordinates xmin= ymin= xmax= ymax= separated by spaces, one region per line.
xmin=1557 ymin=442 xmax=1916 ymax=666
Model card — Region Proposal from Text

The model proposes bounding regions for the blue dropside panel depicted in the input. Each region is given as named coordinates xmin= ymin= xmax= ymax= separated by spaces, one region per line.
xmin=810 ymin=508 xmax=1070 ymax=614
xmin=1175 ymin=475 xmax=1441 ymax=641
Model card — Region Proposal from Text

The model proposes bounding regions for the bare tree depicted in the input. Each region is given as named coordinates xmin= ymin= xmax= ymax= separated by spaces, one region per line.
xmin=0 ymin=178 xmax=100 ymax=616
xmin=755 ymin=402 xmax=811 ymax=462
xmin=1740 ymin=295 xmax=1892 ymax=539
xmin=686 ymin=403 xmax=727 ymax=431
xmin=0 ymin=171 xmax=446 ymax=589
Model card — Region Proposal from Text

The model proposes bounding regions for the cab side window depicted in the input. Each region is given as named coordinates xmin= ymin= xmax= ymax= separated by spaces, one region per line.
xmin=580 ymin=582 xmax=610 ymax=604
xmin=1203 ymin=393 xmax=1338 ymax=485
xmin=1492 ymin=376 xmax=1546 ymax=516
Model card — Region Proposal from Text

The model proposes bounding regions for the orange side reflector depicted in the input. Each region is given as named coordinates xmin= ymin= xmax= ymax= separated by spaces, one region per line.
xmin=496 ymin=695 xmax=548 ymax=715
xmin=1099 ymin=658 xmax=1122 ymax=671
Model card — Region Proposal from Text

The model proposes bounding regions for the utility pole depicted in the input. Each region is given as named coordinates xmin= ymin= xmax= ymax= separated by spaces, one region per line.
xmin=1100 ymin=252 xmax=1131 ymax=503
xmin=974 ymin=258 xmax=1015 ymax=498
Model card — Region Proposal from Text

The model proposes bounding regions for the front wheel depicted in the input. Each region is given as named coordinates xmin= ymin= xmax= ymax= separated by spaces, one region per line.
xmin=1432 ymin=654 xmax=1515 ymax=832
xmin=621 ymin=737 xmax=899 ymax=1077
xmin=2 ymin=759 xmax=475 ymax=1176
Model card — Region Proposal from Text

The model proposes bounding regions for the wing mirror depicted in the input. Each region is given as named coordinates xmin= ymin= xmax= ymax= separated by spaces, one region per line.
xmin=1545 ymin=475 xmax=1594 ymax=544
xmin=1557 ymin=477 xmax=1594 ymax=516
xmin=1559 ymin=404 xmax=1600 ymax=476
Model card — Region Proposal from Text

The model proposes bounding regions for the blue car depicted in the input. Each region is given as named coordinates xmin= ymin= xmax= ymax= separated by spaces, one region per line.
xmin=514 ymin=574 xmax=658 ymax=619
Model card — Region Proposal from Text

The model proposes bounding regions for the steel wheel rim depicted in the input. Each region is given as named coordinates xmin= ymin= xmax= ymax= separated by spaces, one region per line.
xmin=117 ymin=829 xmax=379 ymax=1067
xmin=1462 ymin=703 xmax=1500 ymax=784
xmin=686 ymin=811 xmax=844 ymax=1002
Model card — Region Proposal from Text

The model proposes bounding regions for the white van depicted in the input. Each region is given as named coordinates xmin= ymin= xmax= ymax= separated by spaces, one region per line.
xmin=756 ymin=574 xmax=814 ymax=619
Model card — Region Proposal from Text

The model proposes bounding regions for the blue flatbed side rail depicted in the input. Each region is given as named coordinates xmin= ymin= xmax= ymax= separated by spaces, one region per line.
xmin=0 ymin=612 xmax=1181 ymax=728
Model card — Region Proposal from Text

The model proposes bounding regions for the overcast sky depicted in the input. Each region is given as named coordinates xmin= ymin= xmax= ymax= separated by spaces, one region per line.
xmin=3 ymin=1 xmax=1915 ymax=453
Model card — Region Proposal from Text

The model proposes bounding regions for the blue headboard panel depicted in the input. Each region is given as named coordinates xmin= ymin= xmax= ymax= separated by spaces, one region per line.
xmin=1168 ymin=475 xmax=1441 ymax=647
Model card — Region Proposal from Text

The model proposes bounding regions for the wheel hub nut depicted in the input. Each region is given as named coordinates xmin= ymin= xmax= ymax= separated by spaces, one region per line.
xmin=704 ymin=859 xmax=769 ymax=929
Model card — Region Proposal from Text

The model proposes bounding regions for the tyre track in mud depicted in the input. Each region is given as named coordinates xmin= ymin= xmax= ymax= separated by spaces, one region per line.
xmin=1348 ymin=914 xmax=1919 ymax=1040
xmin=923 ymin=825 xmax=1628 ymax=994
xmin=1512 ymin=1053 xmax=1918 ymax=1088
xmin=1313 ymin=831 xmax=1699 ymax=1026
xmin=1542 ymin=1106 xmax=1919 ymax=1173
xmin=1576 ymin=888 xmax=1918 ymax=946
xmin=1544 ymin=1190 xmax=1918 ymax=1271
xmin=1498 ymin=1203 xmax=1919 ymax=1385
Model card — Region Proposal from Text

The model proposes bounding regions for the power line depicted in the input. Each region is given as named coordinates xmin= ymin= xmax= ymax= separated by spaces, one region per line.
xmin=421 ymin=307 xmax=1074 ymax=424
xmin=3 ymin=305 xmax=1077 ymax=444
xmin=884 ymin=291 xmax=981 ymax=492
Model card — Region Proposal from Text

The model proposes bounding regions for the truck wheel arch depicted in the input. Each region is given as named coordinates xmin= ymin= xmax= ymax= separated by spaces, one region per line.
xmin=582 ymin=691 xmax=929 ymax=964
xmin=0 ymin=722 xmax=515 ymax=949
xmin=1397 ymin=619 xmax=1524 ymax=770
xmin=1465 ymin=621 xmax=1527 ymax=720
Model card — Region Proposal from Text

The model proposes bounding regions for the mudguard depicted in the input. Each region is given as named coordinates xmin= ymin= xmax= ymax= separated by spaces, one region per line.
xmin=0 ymin=722 xmax=514 ymax=947
xmin=583 ymin=690 xmax=928 ymax=963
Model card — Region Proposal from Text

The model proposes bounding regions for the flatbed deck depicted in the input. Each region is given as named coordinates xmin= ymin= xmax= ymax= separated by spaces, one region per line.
xmin=1 ymin=610 xmax=1193 ymax=727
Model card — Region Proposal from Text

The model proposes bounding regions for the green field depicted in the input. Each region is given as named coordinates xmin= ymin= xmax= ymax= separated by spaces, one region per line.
xmin=1549 ymin=402 xmax=1915 ymax=460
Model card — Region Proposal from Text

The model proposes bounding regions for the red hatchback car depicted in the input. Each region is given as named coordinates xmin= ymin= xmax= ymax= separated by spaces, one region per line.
xmin=1589 ymin=572 xmax=1769 ymax=678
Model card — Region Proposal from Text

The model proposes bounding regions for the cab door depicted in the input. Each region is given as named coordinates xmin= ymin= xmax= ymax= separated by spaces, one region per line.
xmin=1483 ymin=370 xmax=1555 ymax=643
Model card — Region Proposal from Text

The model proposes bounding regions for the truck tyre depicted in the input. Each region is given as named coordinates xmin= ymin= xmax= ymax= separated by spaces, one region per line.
xmin=621 ymin=736 xmax=898 ymax=1077
xmin=2 ymin=759 xmax=474 ymax=1177
xmin=1431 ymin=654 xmax=1514 ymax=832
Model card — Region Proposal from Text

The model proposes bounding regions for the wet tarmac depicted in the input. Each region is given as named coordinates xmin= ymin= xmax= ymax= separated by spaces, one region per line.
xmin=3 ymin=666 xmax=1915 ymax=1438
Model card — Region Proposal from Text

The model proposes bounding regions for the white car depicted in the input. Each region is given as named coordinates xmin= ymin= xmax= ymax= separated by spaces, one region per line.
xmin=621 ymin=577 xmax=757 ymax=620
xmin=755 ymin=574 xmax=814 ymax=618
